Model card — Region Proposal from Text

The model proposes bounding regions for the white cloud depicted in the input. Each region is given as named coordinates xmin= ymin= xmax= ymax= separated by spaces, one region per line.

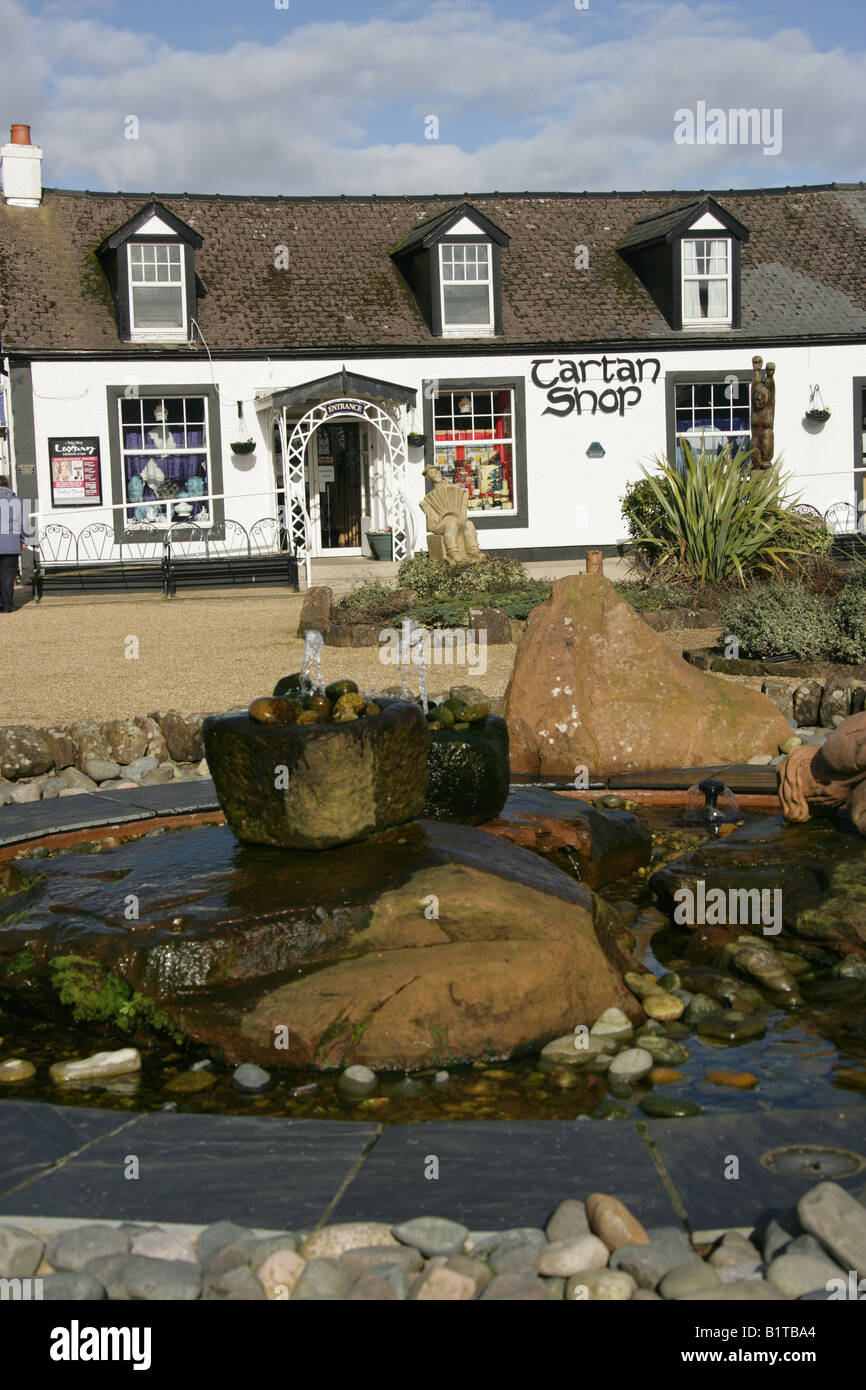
xmin=1 ymin=0 xmax=864 ymax=194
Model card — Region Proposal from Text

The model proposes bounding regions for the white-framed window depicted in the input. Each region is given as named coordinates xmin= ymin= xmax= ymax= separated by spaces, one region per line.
xmin=119 ymin=394 xmax=210 ymax=526
xmin=681 ymin=238 xmax=731 ymax=325
xmin=674 ymin=380 xmax=750 ymax=465
xmin=127 ymin=242 xmax=186 ymax=338
xmin=439 ymin=242 xmax=493 ymax=334
xmin=432 ymin=387 xmax=516 ymax=513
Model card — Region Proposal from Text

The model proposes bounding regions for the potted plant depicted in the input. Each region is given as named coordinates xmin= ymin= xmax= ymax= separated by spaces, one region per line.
xmin=230 ymin=438 xmax=256 ymax=455
xmin=407 ymin=431 xmax=426 ymax=449
xmin=805 ymin=408 xmax=831 ymax=423
xmin=367 ymin=526 xmax=393 ymax=561
xmin=805 ymin=387 xmax=830 ymax=424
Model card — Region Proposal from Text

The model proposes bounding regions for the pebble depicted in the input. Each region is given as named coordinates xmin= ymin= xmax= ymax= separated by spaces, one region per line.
xmin=545 ymin=1199 xmax=590 ymax=1244
xmin=257 ymin=1249 xmax=307 ymax=1299
xmin=683 ymin=993 xmax=720 ymax=1024
xmin=291 ymin=1257 xmax=354 ymax=1300
xmin=411 ymin=1264 xmax=476 ymax=1300
xmin=685 ymin=1281 xmax=786 ymax=1301
xmin=537 ymin=1234 xmax=609 ymax=1275
xmin=589 ymin=1008 xmax=633 ymax=1046
xmin=86 ymin=1253 xmax=202 ymax=1300
xmin=610 ymin=1228 xmax=693 ymax=1288
xmin=696 ymin=1011 xmax=767 ymax=1044
xmin=540 ymin=1033 xmax=608 ymax=1067
xmin=705 ymin=1068 xmax=758 ymax=1089
xmin=203 ymin=1265 xmax=267 ymax=1300
xmin=340 ymin=1246 xmax=424 ymax=1277
xmin=301 ymin=1222 xmax=397 ymax=1261
xmin=231 ymin=1063 xmax=273 ymax=1094
xmin=195 ymin=1221 xmax=254 ymax=1267
xmin=708 ymin=1231 xmax=763 ymax=1283
xmin=431 ymin=1070 xmax=450 ymax=1088
xmin=565 ymin=1268 xmax=636 ymax=1300
xmin=659 ymin=1259 xmax=721 ymax=1298
xmin=624 ymin=971 xmax=665 ymax=999
xmin=49 ymin=1048 xmax=141 ymax=1084
xmin=490 ymin=1241 xmax=541 ymax=1276
xmin=798 ymin=1181 xmax=866 ymax=1278
xmin=607 ymin=1047 xmax=654 ymax=1085
xmin=164 ymin=1070 xmax=217 ymax=1094
xmin=479 ymin=1273 xmax=551 ymax=1300
xmin=130 ymin=1229 xmax=196 ymax=1263
xmin=643 ymin=993 xmax=685 ymax=1021
xmin=586 ymin=1194 xmax=649 ymax=1251
xmin=637 ymin=1036 xmax=690 ymax=1066
xmin=347 ymin=1270 xmax=402 ymax=1301
xmin=0 ymin=1225 xmax=44 ymax=1278
xmin=648 ymin=1068 xmax=684 ymax=1085
xmin=0 ymin=1058 xmax=36 ymax=1083
xmin=393 ymin=1216 xmax=468 ymax=1258
xmin=337 ymin=1064 xmax=377 ymax=1099
xmin=41 ymin=1272 xmax=106 ymax=1300
xmin=47 ymin=1224 xmax=130 ymax=1272
xmin=767 ymin=1252 xmax=844 ymax=1298
xmin=639 ymin=1095 xmax=701 ymax=1118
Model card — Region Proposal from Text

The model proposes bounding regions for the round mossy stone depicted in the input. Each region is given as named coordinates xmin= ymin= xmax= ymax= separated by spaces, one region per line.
xmin=639 ymin=1095 xmax=702 ymax=1118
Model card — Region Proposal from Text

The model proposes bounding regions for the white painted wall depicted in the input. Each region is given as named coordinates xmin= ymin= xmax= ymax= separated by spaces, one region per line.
xmin=23 ymin=341 xmax=866 ymax=556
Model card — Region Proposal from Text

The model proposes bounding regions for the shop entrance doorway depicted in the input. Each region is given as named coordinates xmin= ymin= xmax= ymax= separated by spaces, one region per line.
xmin=308 ymin=422 xmax=368 ymax=555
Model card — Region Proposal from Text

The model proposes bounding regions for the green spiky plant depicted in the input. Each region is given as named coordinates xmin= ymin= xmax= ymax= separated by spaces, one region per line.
xmin=631 ymin=440 xmax=829 ymax=587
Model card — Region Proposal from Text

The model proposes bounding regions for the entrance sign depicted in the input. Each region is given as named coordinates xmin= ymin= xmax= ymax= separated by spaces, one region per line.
xmin=318 ymin=464 xmax=335 ymax=486
xmin=323 ymin=399 xmax=369 ymax=420
xmin=49 ymin=436 xmax=102 ymax=506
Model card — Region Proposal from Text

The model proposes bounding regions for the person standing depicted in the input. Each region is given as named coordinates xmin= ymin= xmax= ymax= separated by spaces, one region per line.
xmin=0 ymin=474 xmax=26 ymax=613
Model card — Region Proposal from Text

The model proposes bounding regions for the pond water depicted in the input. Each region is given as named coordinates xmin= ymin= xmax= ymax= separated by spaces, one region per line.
xmin=0 ymin=809 xmax=864 ymax=1125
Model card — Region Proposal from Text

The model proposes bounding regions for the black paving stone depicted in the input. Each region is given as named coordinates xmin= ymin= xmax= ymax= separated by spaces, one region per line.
xmin=329 ymin=1120 xmax=680 ymax=1230
xmin=0 ymin=795 xmax=156 ymax=846
xmin=0 ymin=1111 xmax=379 ymax=1229
xmin=0 ymin=1100 xmax=133 ymax=1195
xmin=646 ymin=1106 xmax=866 ymax=1231
xmin=96 ymin=781 xmax=220 ymax=817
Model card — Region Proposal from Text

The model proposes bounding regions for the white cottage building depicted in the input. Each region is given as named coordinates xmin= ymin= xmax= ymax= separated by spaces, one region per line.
xmin=1 ymin=123 xmax=864 ymax=592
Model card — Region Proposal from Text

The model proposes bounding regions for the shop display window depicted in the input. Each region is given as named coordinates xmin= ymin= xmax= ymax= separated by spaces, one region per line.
xmin=119 ymin=395 xmax=210 ymax=526
xmin=432 ymin=387 xmax=516 ymax=513
xmin=674 ymin=379 xmax=750 ymax=464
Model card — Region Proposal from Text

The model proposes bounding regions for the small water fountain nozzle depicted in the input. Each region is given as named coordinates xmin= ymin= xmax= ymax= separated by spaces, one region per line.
xmin=685 ymin=778 xmax=740 ymax=834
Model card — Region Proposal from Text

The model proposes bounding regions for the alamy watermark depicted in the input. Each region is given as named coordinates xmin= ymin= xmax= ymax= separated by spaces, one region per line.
xmin=673 ymin=879 xmax=782 ymax=934
xmin=674 ymin=101 xmax=782 ymax=157
xmin=379 ymin=619 xmax=487 ymax=677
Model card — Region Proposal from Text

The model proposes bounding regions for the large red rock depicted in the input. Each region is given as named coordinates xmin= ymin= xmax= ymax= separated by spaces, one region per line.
xmin=504 ymin=576 xmax=790 ymax=775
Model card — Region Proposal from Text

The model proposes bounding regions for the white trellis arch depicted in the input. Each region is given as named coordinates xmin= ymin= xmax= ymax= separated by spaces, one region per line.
xmin=277 ymin=398 xmax=412 ymax=567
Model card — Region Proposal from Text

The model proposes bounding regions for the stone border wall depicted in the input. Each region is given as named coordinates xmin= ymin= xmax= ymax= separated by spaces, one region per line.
xmin=297 ymin=586 xmax=519 ymax=647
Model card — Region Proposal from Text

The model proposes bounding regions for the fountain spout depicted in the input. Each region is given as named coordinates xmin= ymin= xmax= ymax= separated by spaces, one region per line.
xmin=300 ymin=630 xmax=325 ymax=696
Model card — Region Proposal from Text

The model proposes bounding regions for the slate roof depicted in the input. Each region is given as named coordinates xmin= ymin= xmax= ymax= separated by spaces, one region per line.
xmin=2 ymin=185 xmax=866 ymax=355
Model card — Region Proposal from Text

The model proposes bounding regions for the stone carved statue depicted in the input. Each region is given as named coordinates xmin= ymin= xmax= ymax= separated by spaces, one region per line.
xmin=778 ymin=711 xmax=866 ymax=837
xmin=750 ymin=356 xmax=776 ymax=471
xmin=420 ymin=465 xmax=483 ymax=565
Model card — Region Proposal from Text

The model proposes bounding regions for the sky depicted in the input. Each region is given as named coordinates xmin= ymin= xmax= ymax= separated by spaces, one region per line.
xmin=1 ymin=0 xmax=864 ymax=196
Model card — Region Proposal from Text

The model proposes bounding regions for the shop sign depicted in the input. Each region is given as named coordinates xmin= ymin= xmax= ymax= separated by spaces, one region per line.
xmin=530 ymin=356 xmax=661 ymax=418
xmin=49 ymin=436 xmax=103 ymax=506
xmin=322 ymin=399 xmax=368 ymax=420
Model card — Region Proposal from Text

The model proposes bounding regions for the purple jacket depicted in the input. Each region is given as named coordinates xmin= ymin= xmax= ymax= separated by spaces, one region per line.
xmin=0 ymin=486 xmax=25 ymax=555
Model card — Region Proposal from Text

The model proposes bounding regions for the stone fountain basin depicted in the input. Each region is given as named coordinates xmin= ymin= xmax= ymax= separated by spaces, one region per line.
xmin=0 ymin=817 xmax=640 ymax=1072
xmin=202 ymin=700 xmax=428 ymax=850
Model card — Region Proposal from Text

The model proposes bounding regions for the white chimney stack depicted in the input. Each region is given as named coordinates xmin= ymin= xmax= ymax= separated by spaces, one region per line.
xmin=1 ymin=125 xmax=43 ymax=207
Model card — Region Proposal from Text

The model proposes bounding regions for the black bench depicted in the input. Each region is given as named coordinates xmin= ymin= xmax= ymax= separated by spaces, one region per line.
xmin=32 ymin=523 xmax=169 ymax=601
xmin=165 ymin=518 xmax=298 ymax=594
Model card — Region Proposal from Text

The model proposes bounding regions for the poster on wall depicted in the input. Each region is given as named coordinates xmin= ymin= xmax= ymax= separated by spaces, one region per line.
xmin=48 ymin=437 xmax=102 ymax=507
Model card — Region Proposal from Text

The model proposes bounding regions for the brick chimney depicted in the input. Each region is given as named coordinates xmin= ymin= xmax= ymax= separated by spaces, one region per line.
xmin=1 ymin=125 xmax=43 ymax=207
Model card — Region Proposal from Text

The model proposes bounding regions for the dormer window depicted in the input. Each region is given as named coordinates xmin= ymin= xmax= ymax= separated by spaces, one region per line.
xmin=391 ymin=201 xmax=508 ymax=339
xmin=618 ymin=196 xmax=748 ymax=332
xmin=440 ymin=242 xmax=493 ymax=333
xmin=128 ymin=242 xmax=186 ymax=336
xmin=96 ymin=200 xmax=202 ymax=344
xmin=682 ymin=238 xmax=731 ymax=325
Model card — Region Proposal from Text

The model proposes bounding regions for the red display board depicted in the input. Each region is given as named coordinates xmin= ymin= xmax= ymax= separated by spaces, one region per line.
xmin=49 ymin=437 xmax=102 ymax=507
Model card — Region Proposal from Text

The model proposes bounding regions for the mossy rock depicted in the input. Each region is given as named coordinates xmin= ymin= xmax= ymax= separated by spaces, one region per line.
xmin=424 ymin=715 xmax=510 ymax=825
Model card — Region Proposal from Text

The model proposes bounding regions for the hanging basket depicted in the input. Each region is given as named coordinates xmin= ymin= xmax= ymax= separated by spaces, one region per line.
xmin=231 ymin=439 xmax=256 ymax=455
xmin=805 ymin=408 xmax=831 ymax=424
xmin=407 ymin=432 xmax=426 ymax=449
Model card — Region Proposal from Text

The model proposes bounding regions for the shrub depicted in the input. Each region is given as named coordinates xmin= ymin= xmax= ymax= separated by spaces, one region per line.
xmin=831 ymin=569 xmax=866 ymax=663
xmin=397 ymin=552 xmax=530 ymax=601
xmin=620 ymin=477 xmax=669 ymax=542
xmin=402 ymin=600 xmax=473 ymax=629
xmin=631 ymin=442 xmax=823 ymax=586
xmin=613 ymin=578 xmax=695 ymax=611
xmin=719 ymin=583 xmax=836 ymax=661
xmin=333 ymin=581 xmax=409 ymax=625
xmin=486 ymin=585 xmax=551 ymax=618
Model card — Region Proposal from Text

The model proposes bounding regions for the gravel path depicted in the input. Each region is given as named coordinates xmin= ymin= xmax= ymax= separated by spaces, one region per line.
xmin=2 ymin=593 xmax=515 ymax=726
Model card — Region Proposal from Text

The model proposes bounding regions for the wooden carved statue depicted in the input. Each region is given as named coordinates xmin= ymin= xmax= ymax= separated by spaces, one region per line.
xmin=778 ymin=711 xmax=866 ymax=838
xmin=420 ymin=465 xmax=483 ymax=565
xmin=750 ymin=355 xmax=776 ymax=471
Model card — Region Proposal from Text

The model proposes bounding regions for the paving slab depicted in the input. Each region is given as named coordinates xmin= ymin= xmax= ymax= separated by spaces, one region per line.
xmin=0 ymin=795 xmax=158 ymax=847
xmin=0 ymin=1110 xmax=379 ymax=1229
xmin=329 ymin=1120 xmax=680 ymax=1230
xmin=645 ymin=1106 xmax=866 ymax=1232
xmin=0 ymin=1100 xmax=134 ymax=1194
xmin=96 ymin=782 xmax=220 ymax=817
